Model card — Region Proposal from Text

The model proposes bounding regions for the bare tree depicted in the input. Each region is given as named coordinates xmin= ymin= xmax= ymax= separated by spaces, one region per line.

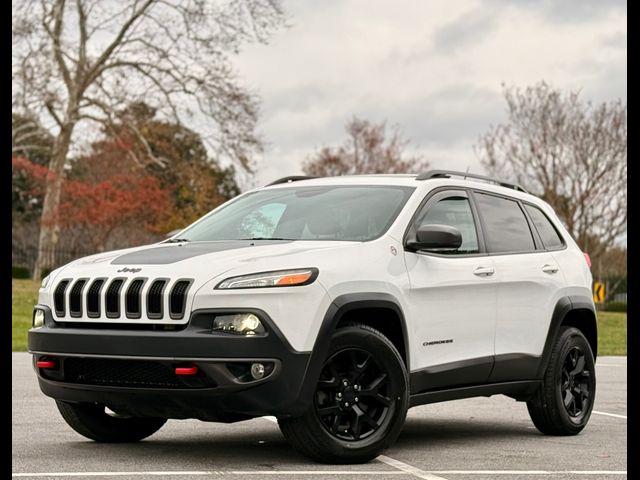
xmin=12 ymin=0 xmax=284 ymax=278
xmin=303 ymin=117 xmax=429 ymax=177
xmin=475 ymin=82 xmax=627 ymax=267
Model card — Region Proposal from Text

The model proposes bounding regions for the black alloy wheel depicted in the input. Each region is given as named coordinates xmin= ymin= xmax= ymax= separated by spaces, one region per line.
xmin=560 ymin=346 xmax=592 ymax=420
xmin=527 ymin=326 xmax=596 ymax=435
xmin=278 ymin=323 xmax=409 ymax=463
xmin=315 ymin=348 xmax=393 ymax=441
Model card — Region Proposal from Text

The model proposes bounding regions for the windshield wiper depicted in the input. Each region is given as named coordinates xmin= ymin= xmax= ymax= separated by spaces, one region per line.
xmin=165 ymin=238 xmax=190 ymax=243
xmin=240 ymin=237 xmax=295 ymax=241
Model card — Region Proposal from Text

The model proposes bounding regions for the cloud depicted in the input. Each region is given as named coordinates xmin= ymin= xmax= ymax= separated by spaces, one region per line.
xmin=231 ymin=0 xmax=627 ymax=186
xmin=432 ymin=8 xmax=498 ymax=55
xmin=485 ymin=0 xmax=626 ymax=24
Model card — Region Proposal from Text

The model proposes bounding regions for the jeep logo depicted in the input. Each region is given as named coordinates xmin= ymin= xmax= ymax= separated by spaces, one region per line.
xmin=117 ymin=267 xmax=142 ymax=273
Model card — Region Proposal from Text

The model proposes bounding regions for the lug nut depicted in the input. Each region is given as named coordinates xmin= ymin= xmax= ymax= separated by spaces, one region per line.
xmin=344 ymin=402 xmax=350 ymax=407
xmin=355 ymin=385 xmax=360 ymax=390
xmin=343 ymin=380 xmax=349 ymax=386
xmin=354 ymin=397 xmax=359 ymax=402
xmin=336 ymin=392 xmax=342 ymax=398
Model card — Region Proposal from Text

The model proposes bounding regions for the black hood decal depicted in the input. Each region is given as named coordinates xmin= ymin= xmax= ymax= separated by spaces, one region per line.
xmin=110 ymin=240 xmax=292 ymax=265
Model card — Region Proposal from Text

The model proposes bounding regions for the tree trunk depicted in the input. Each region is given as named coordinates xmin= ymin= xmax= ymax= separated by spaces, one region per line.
xmin=33 ymin=122 xmax=75 ymax=280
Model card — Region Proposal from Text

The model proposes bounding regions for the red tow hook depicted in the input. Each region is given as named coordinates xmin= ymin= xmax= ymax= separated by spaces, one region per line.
xmin=36 ymin=360 xmax=56 ymax=369
xmin=175 ymin=366 xmax=198 ymax=376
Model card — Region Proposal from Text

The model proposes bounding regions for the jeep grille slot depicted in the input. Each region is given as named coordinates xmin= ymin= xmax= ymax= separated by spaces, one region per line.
xmin=68 ymin=279 xmax=87 ymax=317
xmin=54 ymin=280 xmax=70 ymax=316
xmin=169 ymin=280 xmax=191 ymax=319
xmin=125 ymin=279 xmax=145 ymax=319
xmin=105 ymin=279 xmax=124 ymax=318
xmin=146 ymin=280 xmax=166 ymax=319
xmin=86 ymin=279 xmax=105 ymax=318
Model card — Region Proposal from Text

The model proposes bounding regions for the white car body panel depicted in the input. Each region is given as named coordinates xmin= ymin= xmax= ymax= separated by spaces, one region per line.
xmin=37 ymin=174 xmax=593 ymax=372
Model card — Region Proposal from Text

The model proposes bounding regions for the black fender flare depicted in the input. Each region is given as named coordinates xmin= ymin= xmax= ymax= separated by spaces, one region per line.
xmin=535 ymin=295 xmax=597 ymax=379
xmin=295 ymin=292 xmax=408 ymax=411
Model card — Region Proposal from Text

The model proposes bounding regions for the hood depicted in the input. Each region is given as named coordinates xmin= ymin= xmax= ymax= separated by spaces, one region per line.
xmin=58 ymin=240 xmax=356 ymax=288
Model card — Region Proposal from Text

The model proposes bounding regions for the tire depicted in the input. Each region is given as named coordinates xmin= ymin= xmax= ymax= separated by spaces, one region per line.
xmin=56 ymin=401 xmax=167 ymax=442
xmin=527 ymin=326 xmax=596 ymax=435
xmin=279 ymin=323 xmax=409 ymax=464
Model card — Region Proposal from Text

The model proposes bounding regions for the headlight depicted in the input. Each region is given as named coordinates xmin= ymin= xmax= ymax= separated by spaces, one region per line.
xmin=40 ymin=275 xmax=51 ymax=289
xmin=33 ymin=309 xmax=45 ymax=328
xmin=215 ymin=268 xmax=318 ymax=289
xmin=212 ymin=313 xmax=265 ymax=335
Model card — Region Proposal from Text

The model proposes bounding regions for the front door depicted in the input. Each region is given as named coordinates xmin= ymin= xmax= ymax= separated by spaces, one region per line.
xmin=404 ymin=189 xmax=498 ymax=393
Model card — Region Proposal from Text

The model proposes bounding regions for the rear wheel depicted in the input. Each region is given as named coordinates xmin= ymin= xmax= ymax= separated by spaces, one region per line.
xmin=527 ymin=326 xmax=596 ymax=435
xmin=56 ymin=401 xmax=166 ymax=442
xmin=279 ymin=323 xmax=409 ymax=463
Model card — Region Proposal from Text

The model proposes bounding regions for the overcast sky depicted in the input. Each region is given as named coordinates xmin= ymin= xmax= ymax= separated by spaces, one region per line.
xmin=232 ymin=0 xmax=626 ymax=187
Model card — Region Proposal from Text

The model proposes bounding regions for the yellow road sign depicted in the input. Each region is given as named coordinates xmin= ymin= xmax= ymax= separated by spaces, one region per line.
xmin=593 ymin=282 xmax=605 ymax=304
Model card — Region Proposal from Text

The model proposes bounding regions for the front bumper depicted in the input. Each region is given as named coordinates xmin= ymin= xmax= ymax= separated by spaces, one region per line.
xmin=28 ymin=306 xmax=312 ymax=421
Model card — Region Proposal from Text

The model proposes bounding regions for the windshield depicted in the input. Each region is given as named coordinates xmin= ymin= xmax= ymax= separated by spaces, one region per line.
xmin=176 ymin=185 xmax=415 ymax=242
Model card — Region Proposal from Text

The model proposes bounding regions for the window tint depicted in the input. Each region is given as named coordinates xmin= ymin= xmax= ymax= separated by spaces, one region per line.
xmin=474 ymin=193 xmax=535 ymax=253
xmin=178 ymin=186 xmax=415 ymax=242
xmin=417 ymin=196 xmax=479 ymax=254
xmin=238 ymin=203 xmax=286 ymax=239
xmin=524 ymin=204 xmax=564 ymax=249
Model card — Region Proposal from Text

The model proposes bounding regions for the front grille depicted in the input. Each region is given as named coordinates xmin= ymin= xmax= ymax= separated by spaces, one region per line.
xmin=147 ymin=279 xmax=167 ymax=319
xmin=125 ymin=279 xmax=145 ymax=318
xmin=69 ymin=279 xmax=87 ymax=317
xmin=86 ymin=279 xmax=105 ymax=318
xmin=51 ymin=276 xmax=193 ymax=324
xmin=169 ymin=280 xmax=191 ymax=319
xmin=61 ymin=357 xmax=216 ymax=389
xmin=54 ymin=280 xmax=70 ymax=316
xmin=105 ymin=279 xmax=124 ymax=318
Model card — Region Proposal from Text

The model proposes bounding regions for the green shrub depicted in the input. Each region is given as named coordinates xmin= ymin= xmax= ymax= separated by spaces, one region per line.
xmin=12 ymin=266 xmax=30 ymax=279
xmin=604 ymin=301 xmax=627 ymax=313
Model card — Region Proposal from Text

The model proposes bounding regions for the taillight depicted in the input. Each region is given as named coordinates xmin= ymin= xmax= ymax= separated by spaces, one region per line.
xmin=583 ymin=252 xmax=591 ymax=268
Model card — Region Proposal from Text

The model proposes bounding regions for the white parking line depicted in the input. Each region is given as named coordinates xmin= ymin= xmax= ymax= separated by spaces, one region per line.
xmin=12 ymin=470 xmax=628 ymax=477
xmin=12 ymin=473 xmax=216 ymax=478
xmin=429 ymin=471 xmax=627 ymax=475
xmin=377 ymin=455 xmax=449 ymax=480
xmin=596 ymin=364 xmax=626 ymax=367
xmin=592 ymin=410 xmax=627 ymax=419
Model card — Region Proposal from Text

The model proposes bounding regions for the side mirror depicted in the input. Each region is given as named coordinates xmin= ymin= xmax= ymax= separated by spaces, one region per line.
xmin=407 ymin=224 xmax=462 ymax=251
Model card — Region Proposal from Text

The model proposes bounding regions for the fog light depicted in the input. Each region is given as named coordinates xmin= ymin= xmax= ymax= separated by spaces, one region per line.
xmin=251 ymin=363 xmax=265 ymax=380
xmin=33 ymin=309 xmax=45 ymax=328
xmin=212 ymin=314 xmax=265 ymax=335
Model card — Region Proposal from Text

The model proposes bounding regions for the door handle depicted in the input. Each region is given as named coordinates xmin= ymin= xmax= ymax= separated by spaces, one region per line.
xmin=542 ymin=264 xmax=559 ymax=274
xmin=473 ymin=266 xmax=495 ymax=277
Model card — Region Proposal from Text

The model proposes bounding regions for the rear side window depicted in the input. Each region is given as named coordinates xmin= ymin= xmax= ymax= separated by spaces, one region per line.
xmin=524 ymin=204 xmax=565 ymax=249
xmin=474 ymin=193 xmax=535 ymax=253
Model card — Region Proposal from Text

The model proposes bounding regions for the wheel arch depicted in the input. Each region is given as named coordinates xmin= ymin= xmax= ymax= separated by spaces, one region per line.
xmin=295 ymin=293 xmax=409 ymax=411
xmin=537 ymin=295 xmax=598 ymax=378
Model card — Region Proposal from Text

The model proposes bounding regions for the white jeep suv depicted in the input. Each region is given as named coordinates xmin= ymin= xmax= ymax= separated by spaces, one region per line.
xmin=30 ymin=171 xmax=597 ymax=463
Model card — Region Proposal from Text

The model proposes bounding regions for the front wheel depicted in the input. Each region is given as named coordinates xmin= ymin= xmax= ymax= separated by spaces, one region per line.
xmin=279 ymin=323 xmax=409 ymax=463
xmin=527 ymin=326 xmax=596 ymax=435
xmin=56 ymin=401 xmax=167 ymax=442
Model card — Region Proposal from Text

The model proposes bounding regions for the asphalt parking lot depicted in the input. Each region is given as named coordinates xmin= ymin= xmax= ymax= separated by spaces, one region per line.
xmin=12 ymin=352 xmax=626 ymax=480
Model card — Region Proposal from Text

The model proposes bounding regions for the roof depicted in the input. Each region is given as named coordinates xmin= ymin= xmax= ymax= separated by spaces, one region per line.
xmin=264 ymin=171 xmax=530 ymax=195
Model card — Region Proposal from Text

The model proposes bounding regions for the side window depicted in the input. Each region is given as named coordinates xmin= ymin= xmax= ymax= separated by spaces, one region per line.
xmin=416 ymin=196 xmax=479 ymax=254
xmin=524 ymin=204 xmax=565 ymax=249
xmin=474 ymin=193 xmax=535 ymax=253
xmin=238 ymin=203 xmax=286 ymax=238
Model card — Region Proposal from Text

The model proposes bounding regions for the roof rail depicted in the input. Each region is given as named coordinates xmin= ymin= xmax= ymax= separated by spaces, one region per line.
xmin=266 ymin=175 xmax=317 ymax=186
xmin=416 ymin=170 xmax=528 ymax=193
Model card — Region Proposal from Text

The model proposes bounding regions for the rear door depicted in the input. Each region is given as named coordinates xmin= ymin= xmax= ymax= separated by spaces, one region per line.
xmin=404 ymin=189 xmax=498 ymax=393
xmin=470 ymin=191 xmax=567 ymax=382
